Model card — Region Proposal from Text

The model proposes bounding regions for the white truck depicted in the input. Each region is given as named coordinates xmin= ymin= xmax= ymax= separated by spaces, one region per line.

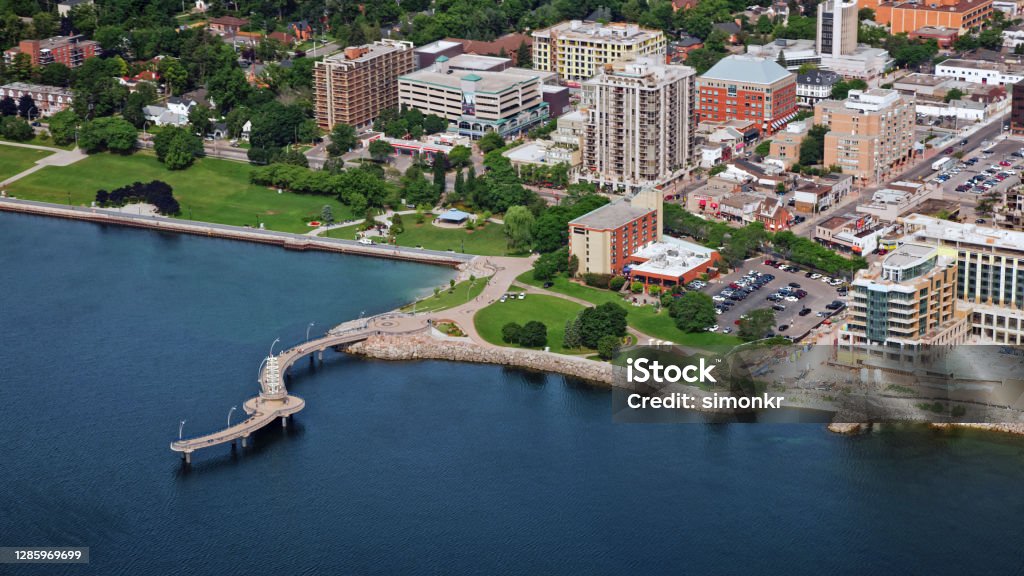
xmin=931 ymin=157 xmax=954 ymax=172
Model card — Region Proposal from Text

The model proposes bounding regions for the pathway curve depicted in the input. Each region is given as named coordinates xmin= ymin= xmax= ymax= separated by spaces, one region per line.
xmin=0 ymin=141 xmax=86 ymax=187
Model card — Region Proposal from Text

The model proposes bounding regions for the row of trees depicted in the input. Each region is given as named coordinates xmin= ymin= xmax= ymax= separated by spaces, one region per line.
xmin=772 ymin=231 xmax=868 ymax=275
xmin=250 ymin=162 xmax=396 ymax=215
xmin=563 ymin=302 xmax=628 ymax=359
xmin=95 ymin=180 xmax=180 ymax=215
xmin=501 ymin=320 xmax=548 ymax=347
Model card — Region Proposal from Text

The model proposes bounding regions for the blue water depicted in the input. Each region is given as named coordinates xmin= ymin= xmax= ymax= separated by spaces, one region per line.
xmin=2 ymin=211 xmax=1024 ymax=575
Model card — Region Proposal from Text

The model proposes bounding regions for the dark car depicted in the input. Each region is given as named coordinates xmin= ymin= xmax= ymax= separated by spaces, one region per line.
xmin=543 ymin=281 xmax=554 ymax=288
xmin=976 ymin=218 xmax=986 ymax=224
xmin=799 ymin=308 xmax=812 ymax=316
xmin=805 ymin=272 xmax=814 ymax=278
xmin=788 ymin=282 xmax=801 ymax=288
xmin=796 ymin=290 xmax=808 ymax=298
xmin=772 ymin=304 xmax=786 ymax=312
xmin=943 ymin=147 xmax=954 ymax=154
xmin=778 ymin=324 xmax=789 ymax=332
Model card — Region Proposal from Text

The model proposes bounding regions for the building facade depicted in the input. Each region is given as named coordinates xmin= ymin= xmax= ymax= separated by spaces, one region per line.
xmin=0 ymin=82 xmax=73 ymax=116
xmin=873 ymin=0 xmax=993 ymax=34
xmin=840 ymin=243 xmax=971 ymax=358
xmin=696 ymin=55 xmax=798 ymax=135
xmin=580 ymin=57 xmax=696 ymax=191
xmin=568 ymin=188 xmax=662 ymax=276
xmin=935 ymin=58 xmax=1024 ymax=86
xmin=398 ymin=59 xmax=548 ymax=139
xmin=531 ymin=21 xmax=666 ymax=82
xmin=797 ymin=70 xmax=841 ymax=107
xmin=3 ymin=35 xmax=99 ymax=68
xmin=1012 ymin=78 xmax=1024 ymax=136
xmin=902 ymin=214 xmax=1024 ymax=344
xmin=814 ymin=89 xmax=916 ymax=183
xmin=817 ymin=0 xmax=858 ymax=57
xmin=313 ymin=40 xmax=414 ymax=129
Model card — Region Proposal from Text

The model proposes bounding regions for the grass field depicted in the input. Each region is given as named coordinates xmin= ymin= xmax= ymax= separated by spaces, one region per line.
xmin=401 ymin=277 xmax=490 ymax=313
xmin=326 ymin=214 xmax=515 ymax=256
xmin=516 ymin=271 xmax=740 ymax=350
xmin=7 ymin=153 xmax=356 ymax=233
xmin=474 ymin=294 xmax=588 ymax=354
xmin=0 ymin=146 xmax=51 ymax=182
xmin=0 ymin=135 xmax=73 ymax=150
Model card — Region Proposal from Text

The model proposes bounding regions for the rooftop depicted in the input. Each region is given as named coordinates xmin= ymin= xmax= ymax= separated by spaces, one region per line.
xmin=414 ymin=40 xmax=461 ymax=54
xmin=938 ymin=58 xmax=1003 ymax=71
xmin=883 ymin=242 xmax=936 ymax=269
xmin=569 ymin=198 xmax=654 ymax=230
xmin=323 ymin=40 xmax=411 ymax=65
xmin=533 ymin=20 xmax=662 ymax=42
xmin=630 ymin=237 xmax=715 ymax=278
xmin=902 ymin=213 xmax=1024 ymax=253
xmin=400 ymin=66 xmax=542 ymax=93
xmin=797 ymin=69 xmax=841 ymax=85
xmin=699 ymin=55 xmax=793 ymax=85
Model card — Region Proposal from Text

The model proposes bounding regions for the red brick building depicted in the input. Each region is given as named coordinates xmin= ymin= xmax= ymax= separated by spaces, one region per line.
xmin=696 ymin=54 xmax=798 ymax=135
xmin=3 ymin=35 xmax=99 ymax=68
xmin=208 ymin=16 xmax=250 ymax=35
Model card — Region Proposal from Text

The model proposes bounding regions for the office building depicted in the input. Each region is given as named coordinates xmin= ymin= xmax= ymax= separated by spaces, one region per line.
xmin=3 ymin=35 xmax=99 ymax=68
xmin=870 ymin=0 xmax=994 ymax=34
xmin=532 ymin=20 xmax=667 ymax=82
xmin=568 ymin=188 xmax=662 ymax=276
xmin=814 ymin=89 xmax=915 ymax=184
xmin=313 ymin=40 xmax=414 ymax=129
xmin=840 ymin=243 xmax=971 ymax=357
xmin=696 ymin=55 xmax=798 ymax=135
xmin=580 ymin=57 xmax=696 ymax=191
xmin=398 ymin=59 xmax=548 ymax=139
xmin=901 ymin=214 xmax=1024 ymax=344
xmin=817 ymin=0 xmax=858 ymax=57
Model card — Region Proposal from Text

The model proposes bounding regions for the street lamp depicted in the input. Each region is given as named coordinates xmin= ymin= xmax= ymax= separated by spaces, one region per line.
xmin=227 ymin=406 xmax=237 ymax=427
xmin=306 ymin=321 xmax=315 ymax=341
xmin=269 ymin=337 xmax=280 ymax=358
xmin=179 ymin=419 xmax=186 ymax=440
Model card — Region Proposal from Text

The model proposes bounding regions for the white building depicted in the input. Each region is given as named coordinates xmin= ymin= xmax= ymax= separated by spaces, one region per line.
xmin=796 ymin=69 xmax=841 ymax=107
xmin=935 ymin=59 xmax=1024 ymax=86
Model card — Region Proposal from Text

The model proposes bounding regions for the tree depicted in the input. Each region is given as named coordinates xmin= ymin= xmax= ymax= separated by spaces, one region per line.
xmin=153 ymin=127 xmax=202 ymax=170
xmin=776 ymin=50 xmax=787 ymax=68
xmin=501 ymin=322 xmax=522 ymax=344
xmin=831 ymin=78 xmax=868 ymax=100
xmin=327 ymin=123 xmax=357 ymax=156
xmin=504 ymin=205 xmax=535 ymax=251
xmin=48 ymin=110 xmax=78 ymax=146
xmin=432 ymin=153 xmax=448 ymax=193
xmin=423 ymin=114 xmax=448 ymax=134
xmin=0 ymin=96 xmax=17 ymax=117
xmin=188 ymin=104 xmax=212 ymax=137
xmin=448 ymin=145 xmax=471 ymax=168
xmin=39 ymin=63 xmax=71 ymax=87
xmin=158 ymin=58 xmax=188 ymax=96
xmin=574 ymin=302 xmax=628 ymax=349
xmin=944 ymin=88 xmax=965 ymax=103
xmin=519 ymin=321 xmax=548 ymax=347
xmin=669 ymin=292 xmax=716 ymax=332
xmin=1 ymin=116 xmax=33 ymax=141
xmin=858 ymin=7 xmax=875 ymax=20
xmin=17 ymin=94 xmax=34 ymax=119
xmin=597 ymin=335 xmax=620 ymax=360
xmin=516 ymin=40 xmax=532 ymax=68
xmin=321 ymin=205 xmax=334 ymax=224
xmin=478 ymin=131 xmax=505 ymax=153
xmin=77 ymin=117 xmax=137 ymax=154
xmin=979 ymin=28 xmax=1003 ymax=50
xmin=368 ymin=139 xmax=393 ymax=163
xmin=738 ymin=308 xmax=776 ymax=341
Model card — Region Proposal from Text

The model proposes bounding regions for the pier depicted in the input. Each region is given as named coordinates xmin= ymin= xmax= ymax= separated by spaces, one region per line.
xmin=169 ymin=314 xmax=432 ymax=462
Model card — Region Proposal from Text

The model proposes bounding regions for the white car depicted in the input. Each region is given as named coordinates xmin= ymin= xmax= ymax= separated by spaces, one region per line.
xmin=357 ymin=237 xmax=374 ymax=245
xmin=713 ymin=295 xmax=726 ymax=302
xmin=518 ymin=292 xmax=526 ymax=300
xmin=785 ymin=296 xmax=799 ymax=302
xmin=706 ymin=325 xmax=720 ymax=332
xmin=810 ymin=273 xmax=822 ymax=279
xmin=715 ymin=308 xmax=723 ymax=315
xmin=820 ymin=276 xmax=832 ymax=283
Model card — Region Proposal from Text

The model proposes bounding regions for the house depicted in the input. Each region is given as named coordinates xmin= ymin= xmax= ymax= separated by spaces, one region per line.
xmin=241 ymin=119 xmax=252 ymax=140
xmin=755 ymin=198 xmax=791 ymax=230
xmin=208 ymin=16 xmax=249 ymax=36
xmin=669 ymin=36 xmax=704 ymax=63
xmin=57 ymin=0 xmax=92 ymax=17
xmin=0 ymin=82 xmax=73 ymax=116
xmin=268 ymin=31 xmax=295 ymax=46
xmin=792 ymin=173 xmax=852 ymax=213
xmin=685 ymin=178 xmax=739 ymax=217
xmin=119 ymin=70 xmax=160 ymax=92
xmin=719 ymin=192 xmax=765 ymax=224
xmin=210 ymin=122 xmax=229 ymax=139
xmin=290 ymin=21 xmax=313 ymax=41
xmin=143 ymin=97 xmax=196 ymax=127
xmin=713 ymin=21 xmax=742 ymax=44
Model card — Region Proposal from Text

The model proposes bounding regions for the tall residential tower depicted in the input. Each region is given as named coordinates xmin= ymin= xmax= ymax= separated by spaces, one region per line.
xmin=817 ymin=0 xmax=858 ymax=57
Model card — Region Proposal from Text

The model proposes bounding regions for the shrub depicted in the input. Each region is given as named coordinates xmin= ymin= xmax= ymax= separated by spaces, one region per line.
xmin=648 ymin=286 xmax=661 ymax=296
xmin=597 ymin=335 xmax=620 ymax=360
xmin=501 ymin=322 xmax=522 ymax=344
xmin=609 ymin=276 xmax=627 ymax=291
xmin=631 ymin=281 xmax=644 ymax=294
xmin=583 ymin=273 xmax=613 ymax=289
xmin=518 ymin=321 xmax=548 ymax=347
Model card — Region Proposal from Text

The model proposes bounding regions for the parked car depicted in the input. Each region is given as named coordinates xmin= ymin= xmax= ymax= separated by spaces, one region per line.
xmin=799 ymin=308 xmax=812 ymax=316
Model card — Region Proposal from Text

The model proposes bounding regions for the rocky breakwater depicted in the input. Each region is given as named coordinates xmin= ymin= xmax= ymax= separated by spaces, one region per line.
xmin=929 ymin=423 xmax=1024 ymax=436
xmin=344 ymin=334 xmax=617 ymax=386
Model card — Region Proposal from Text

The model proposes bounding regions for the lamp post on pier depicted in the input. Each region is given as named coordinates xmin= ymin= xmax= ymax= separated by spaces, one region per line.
xmin=179 ymin=419 xmax=186 ymax=440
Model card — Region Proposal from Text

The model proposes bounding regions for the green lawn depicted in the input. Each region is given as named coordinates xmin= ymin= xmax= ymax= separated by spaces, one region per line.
xmin=7 ymin=152 xmax=355 ymax=233
xmin=327 ymin=214 xmax=516 ymax=256
xmin=516 ymin=271 xmax=740 ymax=350
xmin=401 ymin=277 xmax=490 ymax=314
xmin=0 ymin=135 xmax=73 ymax=150
xmin=474 ymin=294 xmax=589 ymax=354
xmin=0 ymin=145 xmax=51 ymax=181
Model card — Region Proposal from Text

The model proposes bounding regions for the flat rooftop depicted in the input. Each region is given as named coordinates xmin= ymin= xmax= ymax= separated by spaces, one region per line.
xmin=569 ymin=199 xmax=653 ymax=230
xmin=630 ymin=237 xmax=715 ymax=278
xmin=939 ymin=59 xmax=1002 ymax=71
xmin=415 ymin=40 xmax=461 ymax=54
xmin=902 ymin=213 xmax=1024 ymax=253
xmin=883 ymin=242 xmax=936 ymax=269
xmin=400 ymin=66 xmax=542 ymax=93
xmin=533 ymin=20 xmax=662 ymax=42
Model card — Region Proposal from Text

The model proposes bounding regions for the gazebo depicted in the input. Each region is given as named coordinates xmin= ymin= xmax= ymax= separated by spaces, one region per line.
xmin=436 ymin=209 xmax=471 ymax=224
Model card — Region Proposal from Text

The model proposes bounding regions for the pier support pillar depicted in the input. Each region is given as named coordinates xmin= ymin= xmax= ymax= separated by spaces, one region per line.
xmin=282 ymin=416 xmax=288 ymax=428
xmin=184 ymin=452 xmax=191 ymax=465
xmin=242 ymin=436 xmax=248 ymax=448
xmin=317 ymin=350 xmax=324 ymax=364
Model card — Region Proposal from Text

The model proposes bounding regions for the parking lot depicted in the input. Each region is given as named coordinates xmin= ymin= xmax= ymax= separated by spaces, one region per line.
xmin=697 ymin=260 xmax=846 ymax=340
xmin=929 ymin=138 xmax=1023 ymax=222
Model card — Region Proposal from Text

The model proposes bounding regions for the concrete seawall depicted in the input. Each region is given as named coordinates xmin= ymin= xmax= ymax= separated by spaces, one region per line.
xmin=344 ymin=334 xmax=618 ymax=386
xmin=0 ymin=198 xmax=472 ymax=268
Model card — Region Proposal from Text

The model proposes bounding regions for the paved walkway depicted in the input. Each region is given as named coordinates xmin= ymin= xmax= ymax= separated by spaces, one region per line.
xmin=0 ymin=140 xmax=86 ymax=187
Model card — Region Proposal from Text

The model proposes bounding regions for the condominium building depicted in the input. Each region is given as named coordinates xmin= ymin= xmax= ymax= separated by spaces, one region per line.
xmin=817 ymin=0 xmax=858 ymax=57
xmin=1012 ymin=78 xmax=1024 ymax=135
xmin=840 ymin=243 xmax=972 ymax=358
xmin=901 ymin=214 xmax=1024 ymax=344
xmin=398 ymin=59 xmax=548 ymax=139
xmin=0 ymin=82 xmax=73 ymax=116
xmin=580 ymin=57 xmax=696 ymax=191
xmin=3 ymin=35 xmax=100 ymax=68
xmin=814 ymin=89 xmax=915 ymax=184
xmin=531 ymin=20 xmax=667 ymax=82
xmin=313 ymin=40 xmax=414 ymax=129
xmin=696 ymin=55 xmax=798 ymax=135
xmin=568 ymin=188 xmax=662 ymax=276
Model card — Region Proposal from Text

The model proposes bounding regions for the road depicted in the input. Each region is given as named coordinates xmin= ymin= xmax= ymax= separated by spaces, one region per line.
xmin=894 ymin=112 xmax=1008 ymax=183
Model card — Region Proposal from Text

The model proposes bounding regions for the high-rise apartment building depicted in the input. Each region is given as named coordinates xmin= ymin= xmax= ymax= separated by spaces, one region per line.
xmin=817 ymin=0 xmax=858 ymax=57
xmin=696 ymin=55 xmax=798 ymax=135
xmin=2 ymin=35 xmax=100 ymax=68
xmin=840 ymin=243 xmax=972 ymax=358
xmin=814 ymin=89 xmax=915 ymax=184
xmin=313 ymin=40 xmax=414 ymax=129
xmin=580 ymin=57 xmax=696 ymax=191
xmin=531 ymin=20 xmax=667 ymax=82
xmin=901 ymin=214 xmax=1024 ymax=344
xmin=1011 ymin=79 xmax=1024 ymax=136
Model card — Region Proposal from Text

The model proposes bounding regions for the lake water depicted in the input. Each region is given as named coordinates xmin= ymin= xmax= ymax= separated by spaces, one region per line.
xmin=2 ymin=211 xmax=1023 ymax=575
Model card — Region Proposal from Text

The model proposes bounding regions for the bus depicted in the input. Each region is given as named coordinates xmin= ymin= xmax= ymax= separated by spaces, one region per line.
xmin=931 ymin=157 xmax=954 ymax=172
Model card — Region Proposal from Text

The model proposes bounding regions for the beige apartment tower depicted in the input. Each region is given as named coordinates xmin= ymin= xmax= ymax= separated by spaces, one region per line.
xmin=817 ymin=0 xmax=858 ymax=57
xmin=814 ymin=89 xmax=915 ymax=183
xmin=532 ymin=20 xmax=667 ymax=82
xmin=314 ymin=40 xmax=414 ymax=129
xmin=581 ymin=57 xmax=696 ymax=191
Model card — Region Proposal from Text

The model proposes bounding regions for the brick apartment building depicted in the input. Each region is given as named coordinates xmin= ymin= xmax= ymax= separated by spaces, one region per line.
xmin=568 ymin=189 xmax=663 ymax=276
xmin=696 ymin=55 xmax=798 ymax=136
xmin=3 ymin=35 xmax=100 ymax=68
xmin=313 ymin=40 xmax=414 ymax=130
xmin=865 ymin=0 xmax=993 ymax=35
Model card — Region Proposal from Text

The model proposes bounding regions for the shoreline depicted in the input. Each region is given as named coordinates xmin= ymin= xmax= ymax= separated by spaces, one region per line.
xmin=0 ymin=197 xmax=472 ymax=268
